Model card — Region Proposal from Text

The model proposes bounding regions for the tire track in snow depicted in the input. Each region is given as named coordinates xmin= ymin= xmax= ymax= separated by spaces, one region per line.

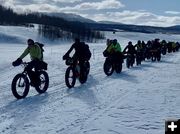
xmin=56 ymin=51 xmax=180 ymax=133
xmin=0 ymin=56 xmax=137 ymax=134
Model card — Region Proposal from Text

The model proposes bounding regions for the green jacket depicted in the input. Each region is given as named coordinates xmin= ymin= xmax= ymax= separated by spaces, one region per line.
xmin=106 ymin=42 xmax=122 ymax=53
xmin=19 ymin=44 xmax=42 ymax=61
xmin=172 ymin=42 xmax=176 ymax=48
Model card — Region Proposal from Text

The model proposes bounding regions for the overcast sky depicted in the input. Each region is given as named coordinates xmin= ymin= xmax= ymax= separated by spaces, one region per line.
xmin=1 ymin=0 xmax=180 ymax=27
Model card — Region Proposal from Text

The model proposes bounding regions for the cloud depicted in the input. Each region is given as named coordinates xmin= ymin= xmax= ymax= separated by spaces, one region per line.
xmin=4 ymin=4 xmax=60 ymax=13
xmin=1 ymin=0 xmax=180 ymax=27
xmin=0 ymin=0 xmax=66 ymax=13
xmin=1 ymin=0 xmax=124 ymax=13
xmin=165 ymin=11 xmax=180 ymax=15
xmin=1 ymin=0 xmax=14 ymax=7
xmin=60 ymin=0 xmax=125 ymax=11
xmin=80 ymin=10 xmax=180 ymax=27
xmin=52 ymin=0 xmax=82 ymax=2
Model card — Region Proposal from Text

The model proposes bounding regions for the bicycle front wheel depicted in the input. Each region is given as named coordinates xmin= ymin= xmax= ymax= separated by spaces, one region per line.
xmin=11 ymin=74 xmax=30 ymax=99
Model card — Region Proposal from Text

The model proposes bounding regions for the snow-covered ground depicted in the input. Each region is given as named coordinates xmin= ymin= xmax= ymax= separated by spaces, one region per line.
xmin=0 ymin=26 xmax=180 ymax=134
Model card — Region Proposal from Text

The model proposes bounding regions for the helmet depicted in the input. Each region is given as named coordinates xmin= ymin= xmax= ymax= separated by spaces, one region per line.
xmin=113 ymin=39 xmax=117 ymax=44
xmin=27 ymin=39 xmax=34 ymax=46
xmin=155 ymin=38 xmax=160 ymax=42
xmin=137 ymin=40 xmax=141 ymax=44
xmin=74 ymin=38 xmax=80 ymax=43
xmin=128 ymin=41 xmax=132 ymax=45
xmin=106 ymin=39 xmax=110 ymax=42
xmin=147 ymin=40 xmax=151 ymax=44
xmin=109 ymin=40 xmax=113 ymax=44
xmin=162 ymin=40 xmax=166 ymax=43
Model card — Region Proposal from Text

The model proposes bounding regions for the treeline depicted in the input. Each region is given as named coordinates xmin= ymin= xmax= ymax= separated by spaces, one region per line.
xmin=38 ymin=25 xmax=104 ymax=42
xmin=0 ymin=5 xmax=104 ymax=42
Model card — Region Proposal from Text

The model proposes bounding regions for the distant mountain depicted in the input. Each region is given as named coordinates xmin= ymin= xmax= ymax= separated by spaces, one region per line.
xmin=87 ymin=22 xmax=180 ymax=34
xmin=1 ymin=4 xmax=180 ymax=36
xmin=98 ymin=21 xmax=123 ymax=25
xmin=169 ymin=25 xmax=180 ymax=28
xmin=45 ymin=12 xmax=95 ymax=23
xmin=167 ymin=25 xmax=180 ymax=30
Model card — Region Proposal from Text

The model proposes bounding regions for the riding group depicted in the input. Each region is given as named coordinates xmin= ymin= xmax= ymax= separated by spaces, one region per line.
xmin=11 ymin=38 xmax=180 ymax=99
xmin=103 ymin=38 xmax=180 ymax=75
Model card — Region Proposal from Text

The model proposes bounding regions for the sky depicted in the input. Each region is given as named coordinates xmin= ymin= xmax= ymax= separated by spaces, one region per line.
xmin=1 ymin=0 xmax=180 ymax=27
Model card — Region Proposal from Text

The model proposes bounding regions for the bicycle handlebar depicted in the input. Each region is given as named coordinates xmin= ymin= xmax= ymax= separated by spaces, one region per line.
xmin=20 ymin=62 xmax=28 ymax=68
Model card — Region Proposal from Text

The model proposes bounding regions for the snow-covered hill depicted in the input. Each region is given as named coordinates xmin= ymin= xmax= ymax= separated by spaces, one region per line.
xmin=0 ymin=25 xmax=41 ymax=44
xmin=0 ymin=26 xmax=180 ymax=134
xmin=0 ymin=25 xmax=67 ymax=45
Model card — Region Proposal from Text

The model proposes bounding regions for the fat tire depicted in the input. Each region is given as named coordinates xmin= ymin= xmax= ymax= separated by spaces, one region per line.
xmin=65 ymin=67 xmax=76 ymax=88
xmin=11 ymin=74 xmax=29 ymax=99
xmin=35 ymin=71 xmax=49 ymax=94
xmin=103 ymin=59 xmax=114 ymax=76
xmin=115 ymin=63 xmax=122 ymax=73
xmin=126 ymin=57 xmax=130 ymax=68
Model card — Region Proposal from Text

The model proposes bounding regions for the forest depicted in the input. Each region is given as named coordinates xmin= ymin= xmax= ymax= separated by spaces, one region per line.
xmin=0 ymin=5 xmax=104 ymax=42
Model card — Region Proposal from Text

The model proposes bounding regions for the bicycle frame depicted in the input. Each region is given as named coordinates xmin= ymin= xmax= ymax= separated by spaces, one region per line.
xmin=16 ymin=63 xmax=28 ymax=87
xmin=66 ymin=57 xmax=81 ymax=77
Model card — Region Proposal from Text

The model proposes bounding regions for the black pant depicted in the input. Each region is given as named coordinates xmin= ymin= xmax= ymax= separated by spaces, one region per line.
xmin=72 ymin=54 xmax=87 ymax=75
xmin=111 ymin=52 xmax=123 ymax=64
xmin=26 ymin=60 xmax=40 ymax=85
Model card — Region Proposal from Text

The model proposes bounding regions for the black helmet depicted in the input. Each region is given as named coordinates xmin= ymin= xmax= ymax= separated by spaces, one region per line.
xmin=74 ymin=38 xmax=80 ymax=43
xmin=27 ymin=39 xmax=34 ymax=45
xmin=137 ymin=40 xmax=141 ymax=44
xmin=113 ymin=39 xmax=117 ymax=44
xmin=162 ymin=40 xmax=166 ymax=43
xmin=128 ymin=41 xmax=132 ymax=45
xmin=106 ymin=39 xmax=110 ymax=42
xmin=155 ymin=38 xmax=160 ymax=42
xmin=147 ymin=40 xmax=151 ymax=44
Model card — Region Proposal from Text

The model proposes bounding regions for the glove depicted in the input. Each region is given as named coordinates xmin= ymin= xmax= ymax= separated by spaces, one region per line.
xmin=103 ymin=50 xmax=109 ymax=57
xmin=12 ymin=58 xmax=22 ymax=66
xmin=62 ymin=54 xmax=69 ymax=60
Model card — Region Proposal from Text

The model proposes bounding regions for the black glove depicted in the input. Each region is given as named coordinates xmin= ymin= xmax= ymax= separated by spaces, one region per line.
xmin=103 ymin=50 xmax=109 ymax=57
xmin=12 ymin=58 xmax=22 ymax=66
xmin=63 ymin=54 xmax=69 ymax=60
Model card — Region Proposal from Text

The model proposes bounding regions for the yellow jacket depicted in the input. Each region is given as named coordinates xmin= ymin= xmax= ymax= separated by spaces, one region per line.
xmin=106 ymin=43 xmax=122 ymax=54
xmin=19 ymin=44 xmax=42 ymax=61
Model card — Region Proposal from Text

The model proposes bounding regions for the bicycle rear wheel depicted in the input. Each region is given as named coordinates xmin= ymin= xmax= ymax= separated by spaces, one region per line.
xmin=35 ymin=71 xmax=49 ymax=93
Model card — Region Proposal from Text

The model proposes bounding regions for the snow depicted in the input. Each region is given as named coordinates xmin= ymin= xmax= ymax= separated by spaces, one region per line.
xmin=0 ymin=25 xmax=180 ymax=134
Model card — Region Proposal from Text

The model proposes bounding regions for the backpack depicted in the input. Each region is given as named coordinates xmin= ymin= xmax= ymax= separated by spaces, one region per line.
xmin=85 ymin=44 xmax=91 ymax=60
xmin=35 ymin=42 xmax=45 ymax=59
xmin=81 ymin=42 xmax=91 ymax=60
xmin=35 ymin=42 xmax=44 ymax=52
